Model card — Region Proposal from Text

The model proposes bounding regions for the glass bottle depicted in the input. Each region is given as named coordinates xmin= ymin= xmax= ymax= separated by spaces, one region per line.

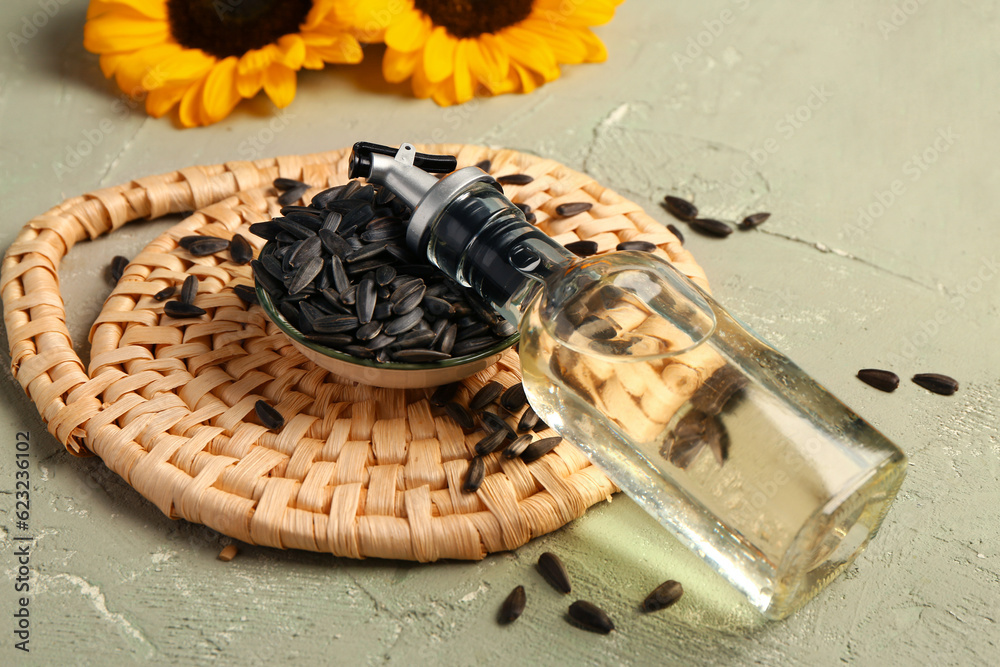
xmin=349 ymin=142 xmax=907 ymax=619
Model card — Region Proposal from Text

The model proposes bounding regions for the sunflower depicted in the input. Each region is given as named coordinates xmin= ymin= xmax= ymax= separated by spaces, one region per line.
xmin=347 ymin=0 xmax=624 ymax=105
xmin=84 ymin=0 xmax=363 ymax=127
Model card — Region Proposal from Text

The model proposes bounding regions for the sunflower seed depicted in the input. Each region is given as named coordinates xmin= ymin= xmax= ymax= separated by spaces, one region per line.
xmin=567 ymin=601 xmax=614 ymax=634
xmin=517 ymin=406 xmax=539 ymax=432
xmin=663 ymin=410 xmax=728 ymax=468
xmin=254 ymin=400 xmax=284 ymax=430
xmin=500 ymin=384 xmax=527 ymax=412
xmin=318 ymin=229 xmax=350 ymax=257
xmin=248 ymin=222 xmax=281 ymax=241
xmin=474 ymin=429 xmax=508 ymax=456
xmin=376 ymin=265 xmax=396 ymax=286
xmin=278 ymin=300 xmax=299 ymax=327
xmin=470 ymin=381 xmax=503 ymax=411
xmin=360 ymin=220 xmax=405 ymax=243
xmin=180 ymin=275 xmax=199 ymax=305
xmin=555 ymin=201 xmax=593 ymax=217
xmin=856 ymin=369 xmax=900 ymax=393
xmin=108 ymin=255 xmax=129 ymax=284
xmin=312 ymin=315 xmax=359 ymax=334
xmin=563 ymin=240 xmax=599 ymax=257
xmin=373 ymin=301 xmax=394 ymax=320
xmin=393 ymin=286 xmax=427 ymax=315
xmin=330 ymin=256 xmax=350 ymax=293
xmin=177 ymin=236 xmax=203 ymax=250
xmin=445 ymin=402 xmax=475 ymax=430
xmin=430 ymin=382 xmax=460 ymax=407
xmin=355 ymin=320 xmax=383 ymax=341
xmin=346 ymin=242 xmax=389 ymax=263
xmin=289 ymin=235 xmax=322 ymax=267
xmin=187 ymin=237 xmax=231 ymax=257
xmin=307 ymin=186 xmax=339 ymax=209
xmin=384 ymin=308 xmax=424 ymax=336
xmin=391 ymin=349 xmax=451 ymax=362
xmin=251 ymin=260 xmax=283 ymax=296
xmin=366 ymin=334 xmax=397 ymax=351
xmin=423 ymin=295 xmax=453 ymax=317
xmin=502 ymin=434 xmax=533 ymax=459
xmin=521 ymin=436 xmax=561 ymax=463
xmin=479 ymin=411 xmax=516 ymax=440
xmin=451 ymin=336 xmax=496 ymax=356
xmin=344 ymin=344 xmax=375 ymax=359
xmin=393 ymin=329 xmax=436 ymax=349
xmin=690 ymin=218 xmax=733 ymax=238
xmin=154 ymin=285 xmax=177 ymax=301
xmin=164 ymin=300 xmax=206 ymax=318
xmin=307 ymin=333 xmax=352 ymax=347
xmin=537 ymin=552 xmax=571 ymax=594
xmin=667 ymin=223 xmax=685 ymax=244
xmin=515 ymin=202 xmax=532 ymax=215
xmin=498 ymin=586 xmax=526 ymax=625
xmin=276 ymin=218 xmax=315 ymax=240
xmin=357 ymin=275 xmax=376 ymax=324
xmin=663 ymin=195 xmax=698 ymax=221
xmin=616 ymin=240 xmax=657 ymax=252
xmin=287 ymin=257 xmax=323 ymax=295
xmin=437 ymin=323 xmax=458 ymax=354
xmin=274 ymin=177 xmax=307 ymax=191
xmin=463 ymin=456 xmax=485 ymax=493
xmin=457 ymin=322 xmax=491 ymax=340
xmin=475 ymin=159 xmax=492 ymax=173
xmin=642 ymin=580 xmax=684 ymax=612
xmin=497 ymin=173 xmax=534 ymax=185
xmin=228 ymin=233 xmax=253 ymax=264
xmin=912 ymin=373 xmax=959 ymax=396
xmin=278 ymin=184 xmax=309 ymax=206
xmin=738 ymin=212 xmax=771 ymax=230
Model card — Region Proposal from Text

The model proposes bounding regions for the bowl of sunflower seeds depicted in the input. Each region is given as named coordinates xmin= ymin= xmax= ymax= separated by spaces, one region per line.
xmin=250 ymin=178 xmax=519 ymax=389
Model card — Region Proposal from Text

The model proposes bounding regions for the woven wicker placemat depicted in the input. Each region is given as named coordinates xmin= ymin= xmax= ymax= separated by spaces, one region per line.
xmin=2 ymin=144 xmax=709 ymax=560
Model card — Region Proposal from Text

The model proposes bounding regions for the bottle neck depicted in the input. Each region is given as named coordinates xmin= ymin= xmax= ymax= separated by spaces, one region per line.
xmin=419 ymin=183 xmax=575 ymax=326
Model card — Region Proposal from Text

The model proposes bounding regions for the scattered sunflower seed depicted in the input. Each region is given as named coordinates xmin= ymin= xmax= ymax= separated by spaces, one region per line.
xmin=179 ymin=275 xmax=198 ymax=305
xmin=502 ymin=434 xmax=533 ymax=459
xmin=273 ymin=177 xmax=307 ymax=191
xmin=445 ymin=402 xmax=475 ymax=430
xmin=475 ymin=159 xmax=492 ymax=173
xmin=109 ymin=255 xmax=129 ymax=284
xmin=689 ymin=218 xmax=734 ymax=238
xmin=498 ymin=585 xmax=526 ymax=625
xmin=254 ymin=400 xmax=284 ymax=430
xmin=667 ymin=223 xmax=685 ymax=244
xmin=616 ymin=240 xmax=657 ymax=252
xmin=521 ymin=436 xmax=562 ymax=463
xmin=430 ymin=382 xmax=460 ymax=407
xmin=856 ymin=369 xmax=900 ymax=393
xmin=517 ymin=406 xmax=540 ymax=432
xmin=537 ymin=552 xmax=571 ymax=594
xmin=463 ymin=456 xmax=485 ymax=493
xmin=470 ymin=381 xmax=503 ymax=411
xmin=229 ymin=233 xmax=253 ymax=264
xmin=642 ymin=580 xmax=683 ymax=612
xmin=912 ymin=373 xmax=959 ymax=396
xmin=233 ymin=284 xmax=258 ymax=305
xmin=164 ymin=301 xmax=206 ymax=318
xmin=153 ymin=285 xmax=176 ymax=301
xmin=738 ymin=212 xmax=771 ymax=230
xmin=500 ymin=383 xmax=527 ymax=412
xmin=564 ymin=240 xmax=599 ymax=257
xmin=567 ymin=601 xmax=614 ymax=634
xmin=555 ymin=202 xmax=593 ymax=217
xmin=474 ymin=429 xmax=508 ymax=456
xmin=278 ymin=184 xmax=309 ymax=206
xmin=496 ymin=173 xmax=534 ymax=185
xmin=663 ymin=195 xmax=698 ymax=221
xmin=187 ymin=236 xmax=231 ymax=257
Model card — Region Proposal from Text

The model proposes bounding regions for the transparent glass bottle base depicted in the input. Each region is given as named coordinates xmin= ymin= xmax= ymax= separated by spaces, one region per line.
xmin=518 ymin=259 xmax=907 ymax=619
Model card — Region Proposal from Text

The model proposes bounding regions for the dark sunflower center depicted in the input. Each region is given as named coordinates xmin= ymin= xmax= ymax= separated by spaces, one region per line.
xmin=413 ymin=0 xmax=534 ymax=39
xmin=166 ymin=0 xmax=312 ymax=59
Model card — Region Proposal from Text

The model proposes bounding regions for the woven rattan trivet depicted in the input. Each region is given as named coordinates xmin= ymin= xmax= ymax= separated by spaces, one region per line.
xmin=2 ymin=144 xmax=710 ymax=560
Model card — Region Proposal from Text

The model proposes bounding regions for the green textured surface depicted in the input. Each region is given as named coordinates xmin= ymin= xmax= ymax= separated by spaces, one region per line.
xmin=1 ymin=1 xmax=998 ymax=664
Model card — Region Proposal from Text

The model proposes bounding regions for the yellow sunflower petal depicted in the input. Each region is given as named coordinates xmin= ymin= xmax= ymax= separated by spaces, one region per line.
xmin=263 ymin=65 xmax=297 ymax=108
xmin=535 ymin=0 xmax=620 ymax=26
xmin=202 ymin=57 xmax=243 ymax=123
xmin=511 ymin=62 xmax=540 ymax=94
xmin=452 ymin=41 xmax=474 ymax=104
xmin=145 ymin=83 xmax=189 ymax=118
xmin=113 ymin=44 xmax=181 ymax=94
xmin=467 ymin=34 xmax=510 ymax=93
xmin=498 ymin=29 xmax=560 ymax=82
xmin=385 ymin=10 xmax=432 ymax=53
xmin=313 ymin=34 xmax=363 ymax=64
xmin=422 ymin=27 xmax=456 ymax=84
xmin=98 ymin=52 xmax=127 ymax=78
xmin=143 ymin=48 xmax=215 ymax=89
xmin=410 ymin=60 xmax=436 ymax=99
xmin=577 ymin=29 xmax=608 ymax=62
xmin=237 ymin=70 xmax=265 ymax=98
xmin=520 ymin=19 xmax=587 ymax=64
xmin=383 ymin=48 xmax=420 ymax=84
xmin=276 ymin=35 xmax=307 ymax=70
xmin=84 ymin=15 xmax=170 ymax=53
xmin=238 ymin=45 xmax=277 ymax=77
xmin=432 ymin=79 xmax=457 ymax=107
xmin=87 ymin=0 xmax=167 ymax=21
xmin=178 ymin=78 xmax=207 ymax=128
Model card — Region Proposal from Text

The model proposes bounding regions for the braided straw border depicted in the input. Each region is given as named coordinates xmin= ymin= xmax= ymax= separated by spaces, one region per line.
xmin=1 ymin=145 xmax=707 ymax=560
